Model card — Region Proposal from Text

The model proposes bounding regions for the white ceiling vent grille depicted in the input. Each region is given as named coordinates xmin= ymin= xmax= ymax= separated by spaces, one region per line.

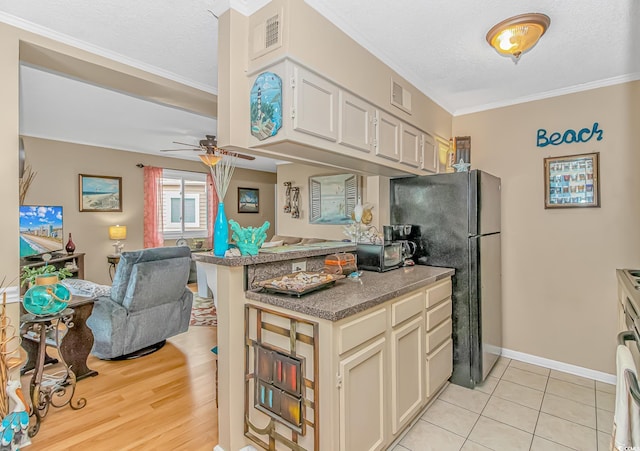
xmin=250 ymin=11 xmax=283 ymax=60
xmin=391 ymin=79 xmax=412 ymax=114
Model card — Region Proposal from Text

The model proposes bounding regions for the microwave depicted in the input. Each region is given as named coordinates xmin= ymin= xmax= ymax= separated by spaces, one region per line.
xmin=356 ymin=243 xmax=403 ymax=272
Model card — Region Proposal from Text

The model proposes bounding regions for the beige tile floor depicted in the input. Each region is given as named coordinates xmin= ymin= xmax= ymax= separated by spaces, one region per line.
xmin=393 ymin=357 xmax=615 ymax=451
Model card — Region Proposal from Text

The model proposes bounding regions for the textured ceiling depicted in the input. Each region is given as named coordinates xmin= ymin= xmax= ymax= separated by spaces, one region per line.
xmin=2 ymin=0 xmax=639 ymax=172
xmin=305 ymin=0 xmax=640 ymax=115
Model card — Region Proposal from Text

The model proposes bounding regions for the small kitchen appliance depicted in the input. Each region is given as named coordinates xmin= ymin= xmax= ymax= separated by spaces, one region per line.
xmin=356 ymin=242 xmax=403 ymax=272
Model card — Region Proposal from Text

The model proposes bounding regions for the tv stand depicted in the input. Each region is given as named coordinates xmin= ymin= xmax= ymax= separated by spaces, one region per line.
xmin=20 ymin=253 xmax=85 ymax=294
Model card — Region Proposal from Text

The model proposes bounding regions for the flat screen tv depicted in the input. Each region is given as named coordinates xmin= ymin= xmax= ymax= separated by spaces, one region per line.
xmin=19 ymin=205 xmax=64 ymax=259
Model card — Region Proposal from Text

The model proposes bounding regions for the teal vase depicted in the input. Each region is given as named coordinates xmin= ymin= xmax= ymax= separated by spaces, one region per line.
xmin=213 ymin=202 xmax=229 ymax=257
xmin=23 ymin=274 xmax=71 ymax=316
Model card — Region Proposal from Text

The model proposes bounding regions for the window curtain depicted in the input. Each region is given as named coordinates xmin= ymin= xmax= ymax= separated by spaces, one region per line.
xmin=143 ymin=166 xmax=164 ymax=248
xmin=206 ymin=172 xmax=219 ymax=249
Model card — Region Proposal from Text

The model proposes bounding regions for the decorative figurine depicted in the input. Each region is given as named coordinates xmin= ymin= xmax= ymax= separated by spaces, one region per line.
xmin=229 ymin=220 xmax=271 ymax=256
xmin=0 ymin=380 xmax=31 ymax=450
xmin=452 ymin=158 xmax=471 ymax=172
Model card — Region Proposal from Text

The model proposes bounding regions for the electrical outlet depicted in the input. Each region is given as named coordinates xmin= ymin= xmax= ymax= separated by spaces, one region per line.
xmin=292 ymin=261 xmax=306 ymax=272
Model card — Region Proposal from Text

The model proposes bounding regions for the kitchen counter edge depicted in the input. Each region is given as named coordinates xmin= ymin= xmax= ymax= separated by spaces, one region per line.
xmin=191 ymin=242 xmax=356 ymax=266
xmin=245 ymin=266 xmax=454 ymax=321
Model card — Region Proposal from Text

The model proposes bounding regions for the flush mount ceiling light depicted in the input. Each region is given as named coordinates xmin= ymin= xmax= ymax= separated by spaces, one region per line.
xmin=486 ymin=13 xmax=550 ymax=62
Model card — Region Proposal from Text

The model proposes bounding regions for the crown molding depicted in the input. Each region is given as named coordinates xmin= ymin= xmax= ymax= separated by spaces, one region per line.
xmin=453 ymin=72 xmax=640 ymax=117
xmin=0 ymin=12 xmax=217 ymax=95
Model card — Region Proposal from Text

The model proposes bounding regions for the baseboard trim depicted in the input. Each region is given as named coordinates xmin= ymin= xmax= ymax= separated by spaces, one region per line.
xmin=0 ymin=285 xmax=20 ymax=304
xmin=501 ymin=347 xmax=616 ymax=385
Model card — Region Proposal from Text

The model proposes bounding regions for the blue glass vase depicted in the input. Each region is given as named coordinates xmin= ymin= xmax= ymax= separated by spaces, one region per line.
xmin=23 ymin=274 xmax=71 ymax=316
xmin=213 ymin=202 xmax=229 ymax=257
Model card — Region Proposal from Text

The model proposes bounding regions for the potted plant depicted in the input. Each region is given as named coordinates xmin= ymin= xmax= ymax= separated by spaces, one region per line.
xmin=20 ymin=265 xmax=73 ymax=288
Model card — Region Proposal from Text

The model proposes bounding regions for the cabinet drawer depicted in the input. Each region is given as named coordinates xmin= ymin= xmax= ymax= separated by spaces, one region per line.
xmin=426 ymin=298 xmax=451 ymax=330
xmin=338 ymin=308 xmax=387 ymax=355
xmin=426 ymin=318 xmax=452 ymax=353
xmin=426 ymin=339 xmax=453 ymax=398
xmin=425 ymin=278 xmax=451 ymax=308
xmin=391 ymin=291 xmax=424 ymax=327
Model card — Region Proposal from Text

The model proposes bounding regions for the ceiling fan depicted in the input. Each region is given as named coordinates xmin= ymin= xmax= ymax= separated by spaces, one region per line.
xmin=160 ymin=135 xmax=255 ymax=161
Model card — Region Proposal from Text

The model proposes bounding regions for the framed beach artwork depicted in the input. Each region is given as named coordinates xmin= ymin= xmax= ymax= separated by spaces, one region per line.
xmin=250 ymin=72 xmax=282 ymax=141
xmin=238 ymin=187 xmax=259 ymax=213
xmin=79 ymin=174 xmax=122 ymax=212
xmin=309 ymin=173 xmax=359 ymax=225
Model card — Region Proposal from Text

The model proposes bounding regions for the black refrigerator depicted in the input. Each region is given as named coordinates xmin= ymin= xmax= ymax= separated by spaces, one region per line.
xmin=391 ymin=170 xmax=502 ymax=389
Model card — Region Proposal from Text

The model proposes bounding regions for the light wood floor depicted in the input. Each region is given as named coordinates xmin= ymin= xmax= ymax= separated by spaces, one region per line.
xmin=20 ymin=326 xmax=219 ymax=451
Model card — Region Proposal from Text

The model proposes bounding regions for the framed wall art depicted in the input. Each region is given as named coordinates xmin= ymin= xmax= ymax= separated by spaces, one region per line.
xmin=309 ymin=173 xmax=359 ymax=224
xmin=544 ymin=152 xmax=600 ymax=209
xmin=238 ymin=187 xmax=259 ymax=213
xmin=250 ymin=72 xmax=282 ymax=141
xmin=79 ymin=174 xmax=122 ymax=212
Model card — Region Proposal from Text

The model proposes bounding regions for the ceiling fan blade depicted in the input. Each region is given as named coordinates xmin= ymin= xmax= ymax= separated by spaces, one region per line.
xmin=159 ymin=148 xmax=201 ymax=152
xmin=172 ymin=141 xmax=201 ymax=147
xmin=218 ymin=149 xmax=256 ymax=160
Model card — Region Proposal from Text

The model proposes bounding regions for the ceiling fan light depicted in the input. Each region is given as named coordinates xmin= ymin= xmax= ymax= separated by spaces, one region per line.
xmin=199 ymin=154 xmax=222 ymax=167
xmin=486 ymin=13 xmax=550 ymax=61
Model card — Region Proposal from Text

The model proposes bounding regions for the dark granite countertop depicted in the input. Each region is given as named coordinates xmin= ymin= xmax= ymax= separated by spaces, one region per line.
xmin=245 ymin=265 xmax=454 ymax=321
xmin=192 ymin=242 xmax=356 ymax=266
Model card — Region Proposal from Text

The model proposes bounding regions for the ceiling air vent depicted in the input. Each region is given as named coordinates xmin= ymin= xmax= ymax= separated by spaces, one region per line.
xmin=250 ymin=11 xmax=283 ymax=60
xmin=391 ymin=79 xmax=412 ymax=114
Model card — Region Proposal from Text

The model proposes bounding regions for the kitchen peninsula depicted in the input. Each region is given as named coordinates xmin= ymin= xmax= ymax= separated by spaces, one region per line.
xmin=194 ymin=243 xmax=454 ymax=451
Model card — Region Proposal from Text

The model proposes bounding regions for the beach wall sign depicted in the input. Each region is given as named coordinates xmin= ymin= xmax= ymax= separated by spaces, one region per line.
xmin=537 ymin=122 xmax=603 ymax=148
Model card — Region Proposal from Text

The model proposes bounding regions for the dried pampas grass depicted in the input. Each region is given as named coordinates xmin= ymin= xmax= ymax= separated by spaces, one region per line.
xmin=19 ymin=164 xmax=37 ymax=205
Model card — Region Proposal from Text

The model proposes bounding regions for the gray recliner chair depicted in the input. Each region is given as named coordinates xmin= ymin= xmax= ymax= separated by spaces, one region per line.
xmin=87 ymin=246 xmax=193 ymax=359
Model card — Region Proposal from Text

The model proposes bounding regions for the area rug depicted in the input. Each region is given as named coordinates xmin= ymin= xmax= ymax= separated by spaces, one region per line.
xmin=190 ymin=294 xmax=218 ymax=327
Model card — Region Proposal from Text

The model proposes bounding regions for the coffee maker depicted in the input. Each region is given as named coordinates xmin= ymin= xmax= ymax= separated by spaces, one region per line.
xmin=383 ymin=224 xmax=421 ymax=264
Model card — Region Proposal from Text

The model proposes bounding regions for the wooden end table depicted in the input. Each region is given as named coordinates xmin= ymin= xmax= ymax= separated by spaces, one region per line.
xmin=22 ymin=295 xmax=99 ymax=381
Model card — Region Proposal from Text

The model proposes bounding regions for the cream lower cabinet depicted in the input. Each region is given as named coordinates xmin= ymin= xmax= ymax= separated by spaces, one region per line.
xmin=425 ymin=279 xmax=454 ymax=399
xmin=335 ymin=277 xmax=452 ymax=451
xmin=338 ymin=337 xmax=386 ymax=451
xmin=390 ymin=315 xmax=424 ymax=434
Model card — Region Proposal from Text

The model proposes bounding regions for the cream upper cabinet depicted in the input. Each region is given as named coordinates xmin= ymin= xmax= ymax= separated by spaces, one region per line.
xmin=400 ymin=123 xmax=422 ymax=168
xmin=390 ymin=315 xmax=424 ymax=434
xmin=292 ymin=65 xmax=339 ymax=142
xmin=247 ymin=60 xmax=448 ymax=177
xmin=375 ymin=110 xmax=401 ymax=161
xmin=338 ymin=91 xmax=374 ymax=153
xmin=339 ymin=337 xmax=386 ymax=451
xmin=421 ymin=133 xmax=438 ymax=173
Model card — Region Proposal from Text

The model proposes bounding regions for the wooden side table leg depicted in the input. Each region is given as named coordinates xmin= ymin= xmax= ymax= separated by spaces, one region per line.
xmin=59 ymin=303 xmax=98 ymax=380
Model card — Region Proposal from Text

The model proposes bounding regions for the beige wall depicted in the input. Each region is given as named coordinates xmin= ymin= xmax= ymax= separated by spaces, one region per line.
xmin=453 ymin=81 xmax=640 ymax=373
xmin=23 ymin=137 xmax=276 ymax=285
xmin=0 ymin=24 xmax=20 ymax=334
xmin=276 ymin=163 xmax=356 ymax=240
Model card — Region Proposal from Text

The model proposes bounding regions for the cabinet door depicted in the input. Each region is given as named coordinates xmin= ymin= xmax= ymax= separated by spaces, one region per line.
xmin=292 ymin=66 xmax=338 ymax=142
xmin=426 ymin=339 xmax=453 ymax=399
xmin=338 ymin=91 xmax=374 ymax=153
xmin=339 ymin=337 xmax=386 ymax=451
xmin=400 ymin=123 xmax=421 ymax=168
xmin=375 ymin=110 xmax=400 ymax=161
xmin=390 ymin=315 xmax=424 ymax=434
xmin=421 ymin=133 xmax=438 ymax=173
